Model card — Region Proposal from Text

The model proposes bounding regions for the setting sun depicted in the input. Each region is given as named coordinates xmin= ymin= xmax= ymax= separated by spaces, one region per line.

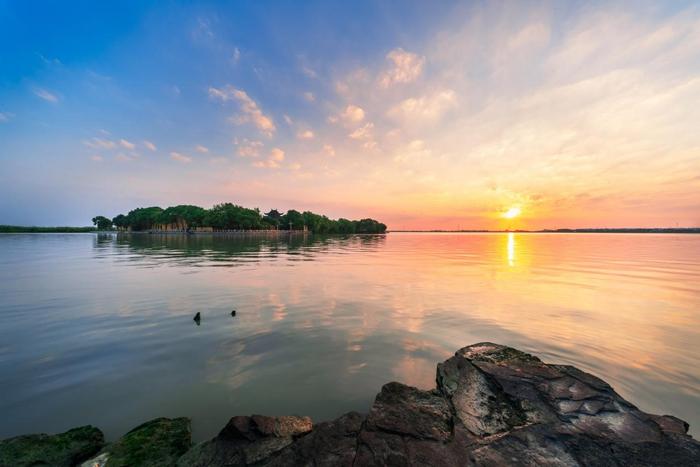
xmin=501 ymin=207 xmax=522 ymax=219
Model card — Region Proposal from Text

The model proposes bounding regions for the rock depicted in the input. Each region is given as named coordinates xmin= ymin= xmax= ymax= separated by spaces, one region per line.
xmin=249 ymin=342 xmax=700 ymax=466
xmin=91 ymin=417 xmax=191 ymax=467
xmin=365 ymin=382 xmax=452 ymax=441
xmin=231 ymin=310 xmax=236 ymax=316
xmin=437 ymin=354 xmax=526 ymax=435
xmin=0 ymin=425 xmax=104 ymax=467
xmin=177 ymin=415 xmax=312 ymax=466
xmin=193 ymin=312 xmax=201 ymax=324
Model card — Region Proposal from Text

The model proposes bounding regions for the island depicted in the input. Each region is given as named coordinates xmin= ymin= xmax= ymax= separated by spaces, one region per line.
xmin=2 ymin=343 xmax=697 ymax=466
xmin=97 ymin=203 xmax=387 ymax=234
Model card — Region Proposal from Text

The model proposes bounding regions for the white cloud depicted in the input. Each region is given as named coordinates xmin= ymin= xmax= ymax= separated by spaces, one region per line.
xmin=237 ymin=139 xmax=263 ymax=157
xmin=209 ymin=85 xmax=276 ymax=136
xmin=170 ymin=151 xmax=192 ymax=163
xmin=143 ymin=140 xmax=157 ymax=151
xmin=303 ymin=91 xmax=315 ymax=102
xmin=388 ymin=90 xmax=457 ymax=123
xmin=378 ymin=48 xmax=426 ymax=88
xmin=232 ymin=47 xmax=241 ymax=64
xmin=253 ymin=147 xmax=285 ymax=168
xmin=195 ymin=145 xmax=209 ymax=153
xmin=90 ymin=155 xmax=103 ymax=162
xmin=283 ymin=114 xmax=293 ymax=125
xmin=297 ymin=130 xmax=314 ymax=140
xmin=340 ymin=104 xmax=365 ymax=123
xmin=33 ymin=88 xmax=59 ymax=103
xmin=0 ymin=112 xmax=13 ymax=122
xmin=83 ymin=138 xmax=116 ymax=150
xmin=348 ymin=122 xmax=374 ymax=140
xmin=119 ymin=139 xmax=135 ymax=150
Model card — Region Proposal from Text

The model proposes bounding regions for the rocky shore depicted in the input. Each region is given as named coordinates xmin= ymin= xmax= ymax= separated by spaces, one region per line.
xmin=2 ymin=343 xmax=698 ymax=466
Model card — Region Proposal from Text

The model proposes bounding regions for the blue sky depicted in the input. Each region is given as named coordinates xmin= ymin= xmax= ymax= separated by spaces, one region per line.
xmin=1 ymin=1 xmax=699 ymax=228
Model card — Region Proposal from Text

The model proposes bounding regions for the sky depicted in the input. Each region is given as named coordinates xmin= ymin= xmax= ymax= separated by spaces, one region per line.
xmin=1 ymin=0 xmax=699 ymax=230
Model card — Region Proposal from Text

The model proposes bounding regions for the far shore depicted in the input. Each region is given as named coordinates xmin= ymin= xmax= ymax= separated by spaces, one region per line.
xmin=2 ymin=225 xmax=699 ymax=234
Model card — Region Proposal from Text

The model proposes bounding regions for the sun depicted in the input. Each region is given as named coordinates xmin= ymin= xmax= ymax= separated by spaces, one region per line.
xmin=501 ymin=207 xmax=521 ymax=219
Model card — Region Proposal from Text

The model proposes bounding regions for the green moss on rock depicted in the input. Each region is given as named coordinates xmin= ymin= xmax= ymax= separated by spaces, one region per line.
xmin=0 ymin=425 xmax=104 ymax=467
xmin=104 ymin=417 xmax=191 ymax=467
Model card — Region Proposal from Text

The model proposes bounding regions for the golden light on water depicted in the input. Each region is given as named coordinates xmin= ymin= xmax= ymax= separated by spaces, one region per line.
xmin=501 ymin=207 xmax=522 ymax=219
xmin=507 ymin=233 xmax=515 ymax=267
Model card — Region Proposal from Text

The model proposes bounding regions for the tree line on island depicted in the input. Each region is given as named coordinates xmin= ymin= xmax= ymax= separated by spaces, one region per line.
xmin=92 ymin=203 xmax=387 ymax=234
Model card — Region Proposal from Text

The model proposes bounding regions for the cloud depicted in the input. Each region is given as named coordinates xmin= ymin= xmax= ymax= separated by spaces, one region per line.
xmin=143 ymin=140 xmax=157 ymax=151
xmin=119 ymin=139 xmax=135 ymax=150
xmin=253 ymin=147 xmax=285 ymax=168
xmin=283 ymin=115 xmax=293 ymax=125
xmin=232 ymin=47 xmax=241 ymax=64
xmin=90 ymin=155 xmax=103 ymax=162
xmin=33 ymin=88 xmax=59 ymax=103
xmin=388 ymin=90 xmax=457 ymax=123
xmin=297 ymin=130 xmax=314 ymax=140
xmin=323 ymin=144 xmax=336 ymax=157
xmin=195 ymin=145 xmax=209 ymax=153
xmin=303 ymin=91 xmax=315 ymax=102
xmin=208 ymin=85 xmax=276 ymax=136
xmin=115 ymin=153 xmax=137 ymax=162
xmin=378 ymin=48 xmax=426 ymax=88
xmin=83 ymin=138 xmax=116 ymax=150
xmin=301 ymin=66 xmax=318 ymax=78
xmin=170 ymin=151 xmax=192 ymax=163
xmin=237 ymin=139 xmax=263 ymax=157
xmin=348 ymin=122 xmax=374 ymax=140
xmin=340 ymin=104 xmax=365 ymax=123
xmin=0 ymin=112 xmax=13 ymax=122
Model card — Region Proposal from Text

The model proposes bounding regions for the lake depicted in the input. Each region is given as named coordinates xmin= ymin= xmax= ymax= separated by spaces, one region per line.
xmin=0 ymin=232 xmax=698 ymax=441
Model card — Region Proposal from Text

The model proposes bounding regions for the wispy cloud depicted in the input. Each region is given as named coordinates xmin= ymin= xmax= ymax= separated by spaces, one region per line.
xmin=83 ymin=138 xmax=116 ymax=150
xmin=170 ymin=151 xmax=192 ymax=163
xmin=119 ymin=139 xmax=135 ymax=150
xmin=297 ymin=130 xmax=314 ymax=140
xmin=143 ymin=140 xmax=157 ymax=151
xmin=33 ymin=88 xmax=59 ymax=103
xmin=378 ymin=48 xmax=425 ymax=88
xmin=0 ymin=112 xmax=13 ymax=123
xmin=195 ymin=145 xmax=209 ymax=153
xmin=253 ymin=147 xmax=285 ymax=169
xmin=209 ymin=85 xmax=276 ymax=136
xmin=236 ymin=139 xmax=263 ymax=157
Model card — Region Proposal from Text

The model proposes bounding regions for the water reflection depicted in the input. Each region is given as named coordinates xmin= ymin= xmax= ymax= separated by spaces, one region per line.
xmin=507 ymin=232 xmax=515 ymax=266
xmin=0 ymin=232 xmax=698 ymax=442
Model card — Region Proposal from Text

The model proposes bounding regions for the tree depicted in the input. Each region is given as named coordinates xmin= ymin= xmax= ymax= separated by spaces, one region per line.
xmin=92 ymin=216 xmax=113 ymax=230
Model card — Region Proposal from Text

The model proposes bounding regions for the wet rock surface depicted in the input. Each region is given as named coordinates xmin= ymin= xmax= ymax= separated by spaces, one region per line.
xmin=3 ymin=343 xmax=699 ymax=466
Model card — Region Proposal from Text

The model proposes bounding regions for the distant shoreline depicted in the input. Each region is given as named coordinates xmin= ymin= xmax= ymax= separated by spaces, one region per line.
xmin=2 ymin=225 xmax=699 ymax=234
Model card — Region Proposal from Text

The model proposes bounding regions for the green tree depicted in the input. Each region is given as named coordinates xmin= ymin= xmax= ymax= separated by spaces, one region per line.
xmin=92 ymin=216 xmax=113 ymax=230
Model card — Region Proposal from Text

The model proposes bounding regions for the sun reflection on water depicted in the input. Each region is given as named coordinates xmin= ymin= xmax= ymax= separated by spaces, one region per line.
xmin=507 ymin=232 xmax=515 ymax=267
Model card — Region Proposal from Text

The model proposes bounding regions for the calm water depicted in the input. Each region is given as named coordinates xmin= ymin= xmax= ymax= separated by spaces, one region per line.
xmin=1 ymin=232 xmax=698 ymax=441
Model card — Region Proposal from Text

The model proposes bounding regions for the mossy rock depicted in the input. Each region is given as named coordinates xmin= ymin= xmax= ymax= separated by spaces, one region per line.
xmin=0 ymin=425 xmax=104 ymax=467
xmin=104 ymin=417 xmax=191 ymax=467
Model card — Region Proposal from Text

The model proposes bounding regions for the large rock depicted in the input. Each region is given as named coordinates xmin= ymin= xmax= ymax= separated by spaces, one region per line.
xmin=84 ymin=417 xmax=191 ymax=467
xmin=0 ymin=425 xmax=104 ymax=467
xmin=179 ymin=342 xmax=699 ymax=466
